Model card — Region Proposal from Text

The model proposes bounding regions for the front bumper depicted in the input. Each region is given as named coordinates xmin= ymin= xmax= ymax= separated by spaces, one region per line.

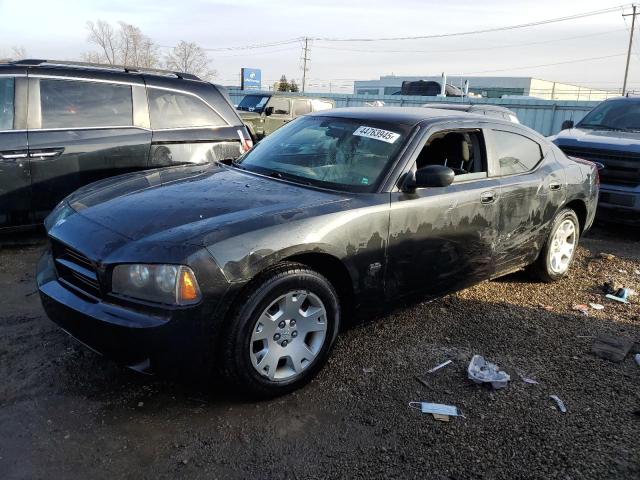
xmin=597 ymin=183 xmax=640 ymax=226
xmin=37 ymin=249 xmax=211 ymax=373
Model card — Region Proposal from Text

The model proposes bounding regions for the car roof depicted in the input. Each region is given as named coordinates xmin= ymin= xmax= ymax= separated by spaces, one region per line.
xmin=311 ymin=106 xmax=473 ymax=126
xmin=422 ymin=103 xmax=515 ymax=114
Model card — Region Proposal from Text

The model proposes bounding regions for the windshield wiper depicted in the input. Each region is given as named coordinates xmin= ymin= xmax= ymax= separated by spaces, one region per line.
xmin=578 ymin=123 xmax=623 ymax=131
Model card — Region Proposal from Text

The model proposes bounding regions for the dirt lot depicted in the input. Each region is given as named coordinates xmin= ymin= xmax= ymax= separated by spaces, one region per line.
xmin=0 ymin=225 xmax=639 ymax=480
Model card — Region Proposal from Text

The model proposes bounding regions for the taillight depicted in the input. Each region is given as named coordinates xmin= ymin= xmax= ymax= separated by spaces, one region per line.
xmin=237 ymin=129 xmax=253 ymax=152
xmin=569 ymin=156 xmax=599 ymax=186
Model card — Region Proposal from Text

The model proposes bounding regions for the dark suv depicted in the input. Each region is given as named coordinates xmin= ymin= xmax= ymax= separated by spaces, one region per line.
xmin=551 ymin=96 xmax=640 ymax=225
xmin=0 ymin=59 xmax=252 ymax=231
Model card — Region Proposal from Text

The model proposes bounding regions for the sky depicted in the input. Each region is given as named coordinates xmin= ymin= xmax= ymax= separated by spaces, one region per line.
xmin=0 ymin=0 xmax=637 ymax=93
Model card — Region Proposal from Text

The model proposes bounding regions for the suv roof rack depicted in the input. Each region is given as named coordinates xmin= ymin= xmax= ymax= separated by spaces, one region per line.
xmin=8 ymin=59 xmax=202 ymax=81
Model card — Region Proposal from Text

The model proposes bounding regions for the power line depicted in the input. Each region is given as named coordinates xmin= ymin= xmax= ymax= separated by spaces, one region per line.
xmin=158 ymin=37 xmax=303 ymax=52
xmin=312 ymin=5 xmax=627 ymax=42
xmin=460 ymin=53 xmax=627 ymax=75
xmin=312 ymin=29 xmax=627 ymax=54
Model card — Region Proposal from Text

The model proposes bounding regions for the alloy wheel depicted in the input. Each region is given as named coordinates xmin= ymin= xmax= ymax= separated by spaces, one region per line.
xmin=548 ymin=219 xmax=577 ymax=274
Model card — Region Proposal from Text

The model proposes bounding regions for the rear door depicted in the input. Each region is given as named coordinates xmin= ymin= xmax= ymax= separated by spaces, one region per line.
xmin=146 ymin=84 xmax=242 ymax=167
xmin=0 ymin=69 xmax=30 ymax=228
xmin=486 ymin=127 xmax=565 ymax=275
xmin=27 ymin=72 xmax=151 ymax=222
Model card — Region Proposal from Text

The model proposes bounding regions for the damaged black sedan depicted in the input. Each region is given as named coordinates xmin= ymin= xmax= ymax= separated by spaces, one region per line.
xmin=37 ymin=108 xmax=598 ymax=397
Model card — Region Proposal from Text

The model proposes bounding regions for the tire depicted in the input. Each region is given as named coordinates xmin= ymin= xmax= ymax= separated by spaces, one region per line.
xmin=529 ymin=208 xmax=580 ymax=283
xmin=221 ymin=262 xmax=340 ymax=398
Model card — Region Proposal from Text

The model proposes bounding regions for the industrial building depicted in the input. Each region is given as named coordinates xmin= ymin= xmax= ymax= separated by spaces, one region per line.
xmin=353 ymin=75 xmax=616 ymax=100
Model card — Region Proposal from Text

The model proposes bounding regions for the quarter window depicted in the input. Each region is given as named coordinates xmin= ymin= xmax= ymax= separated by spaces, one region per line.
xmin=269 ymin=97 xmax=290 ymax=115
xmin=293 ymin=100 xmax=311 ymax=116
xmin=0 ymin=77 xmax=14 ymax=130
xmin=492 ymin=130 xmax=542 ymax=175
xmin=40 ymin=79 xmax=133 ymax=129
xmin=148 ymin=89 xmax=225 ymax=129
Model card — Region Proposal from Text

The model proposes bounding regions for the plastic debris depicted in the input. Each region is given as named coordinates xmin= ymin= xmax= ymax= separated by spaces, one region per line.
xmin=427 ymin=359 xmax=453 ymax=373
xmin=605 ymin=288 xmax=629 ymax=304
xmin=618 ymin=269 xmax=628 ymax=274
xmin=409 ymin=401 xmax=463 ymax=421
xmin=550 ymin=395 xmax=567 ymax=413
xmin=467 ymin=355 xmax=510 ymax=389
xmin=591 ymin=335 xmax=634 ymax=362
xmin=635 ymin=354 xmax=640 ymax=367
xmin=598 ymin=252 xmax=616 ymax=260
xmin=589 ymin=303 xmax=604 ymax=310
xmin=572 ymin=304 xmax=589 ymax=315
xmin=518 ymin=373 xmax=539 ymax=385
xmin=539 ymin=304 xmax=554 ymax=311
xmin=634 ymin=270 xmax=640 ymax=275
xmin=362 ymin=367 xmax=374 ymax=374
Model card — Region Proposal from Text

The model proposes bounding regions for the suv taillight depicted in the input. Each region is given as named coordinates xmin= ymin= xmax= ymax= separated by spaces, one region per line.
xmin=237 ymin=129 xmax=254 ymax=152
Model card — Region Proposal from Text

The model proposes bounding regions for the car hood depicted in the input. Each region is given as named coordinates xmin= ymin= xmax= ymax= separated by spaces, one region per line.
xmin=552 ymin=127 xmax=640 ymax=152
xmin=63 ymin=164 xmax=350 ymax=246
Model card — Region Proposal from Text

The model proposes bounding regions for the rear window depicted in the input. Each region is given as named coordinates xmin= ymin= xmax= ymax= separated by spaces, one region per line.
xmin=0 ymin=77 xmax=14 ymax=130
xmin=148 ymin=88 xmax=225 ymax=129
xmin=40 ymin=79 xmax=133 ymax=129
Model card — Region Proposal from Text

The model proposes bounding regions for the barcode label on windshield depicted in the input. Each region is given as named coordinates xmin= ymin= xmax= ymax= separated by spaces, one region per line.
xmin=353 ymin=126 xmax=400 ymax=144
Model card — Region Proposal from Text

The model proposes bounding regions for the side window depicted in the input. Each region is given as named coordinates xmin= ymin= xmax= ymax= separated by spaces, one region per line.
xmin=492 ymin=130 xmax=542 ymax=175
xmin=292 ymin=99 xmax=311 ymax=116
xmin=0 ymin=77 xmax=14 ymax=130
xmin=148 ymin=88 xmax=225 ymax=129
xmin=415 ymin=130 xmax=487 ymax=179
xmin=269 ymin=97 xmax=290 ymax=115
xmin=40 ymin=79 xmax=133 ymax=129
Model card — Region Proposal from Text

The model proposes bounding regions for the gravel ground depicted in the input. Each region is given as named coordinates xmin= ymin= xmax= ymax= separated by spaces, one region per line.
xmin=0 ymin=224 xmax=638 ymax=479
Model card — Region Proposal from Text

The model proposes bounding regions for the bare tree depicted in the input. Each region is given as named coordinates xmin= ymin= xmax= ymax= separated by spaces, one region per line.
xmin=11 ymin=46 xmax=27 ymax=60
xmin=85 ymin=19 xmax=159 ymax=68
xmin=164 ymin=41 xmax=216 ymax=80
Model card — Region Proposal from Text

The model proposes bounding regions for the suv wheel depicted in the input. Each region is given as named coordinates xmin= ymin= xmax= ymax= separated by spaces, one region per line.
xmin=530 ymin=208 xmax=579 ymax=282
xmin=222 ymin=262 xmax=340 ymax=398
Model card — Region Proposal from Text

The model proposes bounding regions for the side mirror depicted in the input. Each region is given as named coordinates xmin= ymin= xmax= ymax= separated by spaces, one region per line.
xmin=404 ymin=165 xmax=455 ymax=191
xmin=264 ymin=106 xmax=274 ymax=116
xmin=561 ymin=120 xmax=574 ymax=130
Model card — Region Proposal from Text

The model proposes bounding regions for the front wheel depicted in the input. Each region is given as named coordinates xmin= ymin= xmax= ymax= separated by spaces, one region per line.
xmin=221 ymin=262 xmax=340 ymax=398
xmin=529 ymin=208 xmax=580 ymax=282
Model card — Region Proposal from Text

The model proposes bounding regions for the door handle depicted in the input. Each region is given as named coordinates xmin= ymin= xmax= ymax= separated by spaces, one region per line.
xmin=549 ymin=182 xmax=562 ymax=191
xmin=29 ymin=149 xmax=64 ymax=159
xmin=480 ymin=191 xmax=496 ymax=204
xmin=0 ymin=152 xmax=28 ymax=160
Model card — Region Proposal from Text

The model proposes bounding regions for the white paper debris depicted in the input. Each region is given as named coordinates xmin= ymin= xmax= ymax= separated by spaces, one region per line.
xmin=427 ymin=360 xmax=453 ymax=373
xmin=550 ymin=395 xmax=567 ymax=413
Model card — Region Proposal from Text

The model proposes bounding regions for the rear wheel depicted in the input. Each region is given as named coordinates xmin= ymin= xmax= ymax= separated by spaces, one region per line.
xmin=529 ymin=208 xmax=579 ymax=282
xmin=222 ymin=262 xmax=340 ymax=398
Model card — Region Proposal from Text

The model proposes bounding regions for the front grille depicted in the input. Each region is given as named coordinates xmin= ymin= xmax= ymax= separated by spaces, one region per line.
xmin=50 ymin=239 xmax=102 ymax=300
xmin=560 ymin=147 xmax=640 ymax=187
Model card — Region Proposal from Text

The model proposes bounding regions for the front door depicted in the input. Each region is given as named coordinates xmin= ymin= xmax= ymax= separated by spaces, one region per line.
xmin=387 ymin=126 xmax=499 ymax=299
xmin=264 ymin=97 xmax=291 ymax=135
xmin=27 ymin=75 xmax=151 ymax=222
xmin=0 ymin=72 xmax=30 ymax=228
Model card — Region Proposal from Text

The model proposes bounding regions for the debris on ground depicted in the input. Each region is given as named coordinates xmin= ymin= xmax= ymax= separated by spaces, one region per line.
xmin=518 ymin=373 xmax=539 ymax=385
xmin=467 ymin=355 xmax=510 ymax=389
xmin=635 ymin=354 xmax=640 ymax=367
xmin=572 ymin=304 xmax=589 ymax=315
xmin=362 ymin=367 xmax=374 ymax=374
xmin=605 ymin=288 xmax=629 ymax=304
xmin=550 ymin=395 xmax=567 ymax=413
xmin=602 ymin=280 xmax=620 ymax=295
xmin=409 ymin=401 xmax=462 ymax=422
xmin=591 ymin=335 xmax=635 ymax=362
xmin=589 ymin=303 xmax=604 ymax=310
xmin=538 ymin=304 xmax=554 ymax=311
xmin=598 ymin=252 xmax=616 ymax=260
xmin=427 ymin=359 xmax=453 ymax=373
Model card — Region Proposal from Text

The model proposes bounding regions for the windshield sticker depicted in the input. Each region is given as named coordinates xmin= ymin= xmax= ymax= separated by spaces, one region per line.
xmin=353 ymin=126 xmax=400 ymax=144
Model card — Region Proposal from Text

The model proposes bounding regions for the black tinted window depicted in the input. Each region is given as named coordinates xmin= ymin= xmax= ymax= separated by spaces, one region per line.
xmin=492 ymin=130 xmax=542 ymax=175
xmin=148 ymin=88 xmax=225 ymax=129
xmin=40 ymin=79 xmax=132 ymax=129
xmin=0 ymin=77 xmax=14 ymax=130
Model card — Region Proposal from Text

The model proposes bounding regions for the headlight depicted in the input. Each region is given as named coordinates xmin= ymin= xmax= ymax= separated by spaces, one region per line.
xmin=112 ymin=264 xmax=201 ymax=305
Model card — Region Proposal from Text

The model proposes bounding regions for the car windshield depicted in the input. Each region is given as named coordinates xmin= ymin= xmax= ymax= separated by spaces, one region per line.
xmin=237 ymin=115 xmax=410 ymax=192
xmin=237 ymin=95 xmax=271 ymax=113
xmin=578 ymin=99 xmax=640 ymax=131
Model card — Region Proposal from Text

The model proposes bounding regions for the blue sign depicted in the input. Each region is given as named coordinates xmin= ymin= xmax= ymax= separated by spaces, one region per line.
xmin=241 ymin=68 xmax=261 ymax=90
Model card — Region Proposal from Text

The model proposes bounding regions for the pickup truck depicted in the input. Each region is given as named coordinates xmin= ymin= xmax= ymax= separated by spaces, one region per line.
xmin=237 ymin=94 xmax=334 ymax=139
xmin=551 ymin=96 xmax=640 ymax=225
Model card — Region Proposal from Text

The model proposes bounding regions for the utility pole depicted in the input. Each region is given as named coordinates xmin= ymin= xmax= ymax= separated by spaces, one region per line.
xmin=623 ymin=4 xmax=638 ymax=95
xmin=301 ymin=37 xmax=310 ymax=93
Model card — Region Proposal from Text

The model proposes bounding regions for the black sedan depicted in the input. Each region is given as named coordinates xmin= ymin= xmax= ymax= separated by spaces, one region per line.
xmin=37 ymin=108 xmax=599 ymax=397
